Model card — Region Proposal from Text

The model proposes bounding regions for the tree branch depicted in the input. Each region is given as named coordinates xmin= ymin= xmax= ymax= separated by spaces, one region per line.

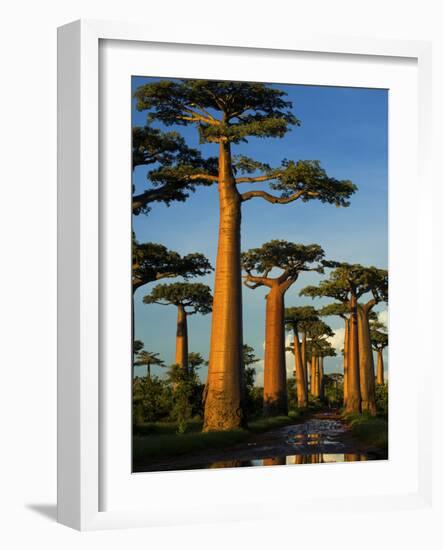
xmin=235 ymin=174 xmax=279 ymax=184
xmin=187 ymin=173 xmax=218 ymax=182
xmin=240 ymin=189 xmax=319 ymax=203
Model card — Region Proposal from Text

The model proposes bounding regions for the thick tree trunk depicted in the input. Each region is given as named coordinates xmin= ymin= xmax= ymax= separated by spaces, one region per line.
xmin=175 ymin=304 xmax=189 ymax=373
xmin=357 ymin=306 xmax=377 ymax=415
xmin=311 ymin=355 xmax=319 ymax=397
xmin=376 ymin=350 xmax=384 ymax=385
xmin=343 ymin=318 xmax=349 ymax=407
xmin=263 ymin=285 xmax=288 ymax=416
xmin=308 ymin=360 xmax=312 ymax=393
xmin=293 ymin=329 xmax=308 ymax=408
xmin=319 ymin=356 xmax=324 ymax=400
xmin=301 ymin=332 xmax=308 ymax=392
xmin=345 ymin=297 xmax=361 ymax=414
xmin=204 ymin=142 xmax=244 ymax=431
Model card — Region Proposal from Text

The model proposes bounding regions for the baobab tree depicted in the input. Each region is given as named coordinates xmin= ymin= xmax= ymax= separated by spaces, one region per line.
xmin=135 ymin=79 xmax=356 ymax=430
xmin=143 ymin=282 xmax=212 ymax=374
xmin=301 ymin=262 xmax=388 ymax=414
xmin=301 ymin=270 xmax=361 ymax=413
xmin=319 ymin=302 xmax=351 ymax=405
xmin=304 ymin=320 xmax=335 ymax=398
xmin=134 ymin=350 xmax=164 ymax=379
xmin=313 ymin=339 xmax=336 ymax=400
xmin=370 ymin=320 xmax=388 ymax=385
xmin=132 ymin=234 xmax=212 ymax=294
xmin=132 ymin=125 xmax=216 ymax=214
xmin=242 ymin=240 xmax=324 ymax=415
xmin=284 ymin=306 xmax=320 ymax=408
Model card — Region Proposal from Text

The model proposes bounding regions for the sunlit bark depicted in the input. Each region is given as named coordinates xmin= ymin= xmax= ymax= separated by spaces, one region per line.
xmin=204 ymin=142 xmax=244 ymax=431
xmin=343 ymin=317 xmax=350 ymax=407
xmin=357 ymin=304 xmax=377 ymax=415
xmin=376 ymin=350 xmax=384 ymax=385
xmin=175 ymin=304 xmax=189 ymax=373
xmin=346 ymin=296 xmax=361 ymax=413
xmin=264 ymin=284 xmax=288 ymax=415
xmin=293 ymin=329 xmax=308 ymax=407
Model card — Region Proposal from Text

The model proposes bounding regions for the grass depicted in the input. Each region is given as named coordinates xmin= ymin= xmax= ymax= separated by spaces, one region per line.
xmin=133 ymin=410 xmax=306 ymax=467
xmin=344 ymin=412 xmax=388 ymax=451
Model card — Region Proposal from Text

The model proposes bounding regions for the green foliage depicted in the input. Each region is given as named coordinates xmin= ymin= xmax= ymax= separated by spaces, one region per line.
xmin=375 ymin=383 xmax=389 ymax=417
xmin=132 ymin=126 xmax=217 ymax=214
xmin=301 ymin=262 xmax=388 ymax=304
xmin=143 ymin=282 xmax=213 ymax=314
xmin=370 ymin=320 xmax=388 ymax=351
xmin=134 ymin=350 xmax=164 ymax=374
xmin=323 ymin=373 xmax=344 ymax=408
xmin=242 ymin=240 xmax=324 ymax=279
xmin=132 ymin=235 xmax=212 ymax=291
xmin=166 ymin=365 xmax=194 ymax=433
xmin=287 ymin=377 xmax=298 ymax=410
xmin=133 ymin=376 xmax=172 ymax=423
xmin=133 ymin=339 xmax=144 ymax=354
xmin=284 ymin=305 xmax=319 ymax=333
xmin=345 ymin=413 xmax=388 ymax=451
xmin=134 ymin=79 xmax=299 ymax=144
xmin=270 ymin=159 xmax=357 ymax=207
xmin=187 ymin=352 xmax=207 ymax=375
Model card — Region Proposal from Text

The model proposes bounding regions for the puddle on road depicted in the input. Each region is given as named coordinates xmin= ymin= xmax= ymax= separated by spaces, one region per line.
xmin=207 ymin=453 xmax=369 ymax=469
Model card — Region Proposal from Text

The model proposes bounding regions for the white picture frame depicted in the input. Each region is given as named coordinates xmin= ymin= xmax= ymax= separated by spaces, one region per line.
xmin=57 ymin=19 xmax=433 ymax=531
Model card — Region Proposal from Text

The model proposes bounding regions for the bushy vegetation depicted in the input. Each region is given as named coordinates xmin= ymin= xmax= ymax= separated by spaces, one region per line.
xmin=375 ymin=383 xmax=388 ymax=417
xmin=133 ymin=364 xmax=204 ymax=431
xmin=345 ymin=412 xmax=388 ymax=452
xmin=323 ymin=373 xmax=344 ymax=409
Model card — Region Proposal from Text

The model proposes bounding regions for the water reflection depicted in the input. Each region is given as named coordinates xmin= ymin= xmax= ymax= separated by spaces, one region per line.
xmin=206 ymin=453 xmax=369 ymax=469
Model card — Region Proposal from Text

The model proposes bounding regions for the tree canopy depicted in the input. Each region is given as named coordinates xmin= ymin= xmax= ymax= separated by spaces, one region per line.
xmin=132 ymin=235 xmax=213 ymax=292
xmin=301 ymin=262 xmax=388 ymax=305
xmin=134 ymin=350 xmax=165 ymax=370
xmin=370 ymin=320 xmax=388 ymax=351
xmin=132 ymin=125 xmax=217 ymax=214
xmin=143 ymin=282 xmax=213 ymax=315
xmin=134 ymin=79 xmax=357 ymax=208
xmin=284 ymin=305 xmax=320 ymax=333
xmin=242 ymin=240 xmax=324 ymax=289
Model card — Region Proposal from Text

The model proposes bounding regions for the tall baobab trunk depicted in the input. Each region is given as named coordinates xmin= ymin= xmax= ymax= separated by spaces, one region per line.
xmin=357 ymin=306 xmax=377 ymax=415
xmin=311 ymin=355 xmax=319 ymax=397
xmin=308 ymin=360 xmax=312 ymax=393
xmin=293 ymin=329 xmax=308 ymax=407
xmin=301 ymin=332 xmax=308 ymax=390
xmin=346 ymin=297 xmax=361 ymax=413
xmin=263 ymin=284 xmax=288 ymax=416
xmin=376 ymin=350 xmax=384 ymax=385
xmin=204 ymin=142 xmax=244 ymax=431
xmin=343 ymin=318 xmax=349 ymax=407
xmin=318 ymin=356 xmax=324 ymax=400
xmin=175 ymin=304 xmax=189 ymax=373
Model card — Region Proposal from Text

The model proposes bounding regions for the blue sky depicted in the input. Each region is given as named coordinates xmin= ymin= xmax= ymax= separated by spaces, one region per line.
xmin=132 ymin=77 xmax=388 ymax=382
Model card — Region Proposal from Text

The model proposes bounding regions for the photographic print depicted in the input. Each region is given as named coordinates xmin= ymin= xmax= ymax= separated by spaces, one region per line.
xmin=131 ymin=77 xmax=388 ymax=473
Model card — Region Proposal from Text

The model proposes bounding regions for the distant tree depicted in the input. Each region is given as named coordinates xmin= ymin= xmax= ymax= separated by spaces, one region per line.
xmin=135 ymin=78 xmax=357 ymax=431
xmin=302 ymin=263 xmax=388 ymax=415
xmin=143 ymin=283 xmax=212 ymax=374
xmin=285 ymin=306 xmax=320 ymax=408
xmin=134 ymin=350 xmax=164 ymax=379
xmin=133 ymin=339 xmax=144 ymax=354
xmin=132 ymin=234 xmax=212 ymax=294
xmin=242 ymin=240 xmax=324 ymax=415
xmin=370 ymin=319 xmax=388 ymax=385
xmin=319 ymin=302 xmax=351 ymax=405
xmin=187 ymin=352 xmax=208 ymax=376
xmin=304 ymin=320 xmax=335 ymax=399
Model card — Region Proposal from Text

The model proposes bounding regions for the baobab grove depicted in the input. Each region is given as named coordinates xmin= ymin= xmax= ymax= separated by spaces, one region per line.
xmin=131 ymin=76 xmax=388 ymax=472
